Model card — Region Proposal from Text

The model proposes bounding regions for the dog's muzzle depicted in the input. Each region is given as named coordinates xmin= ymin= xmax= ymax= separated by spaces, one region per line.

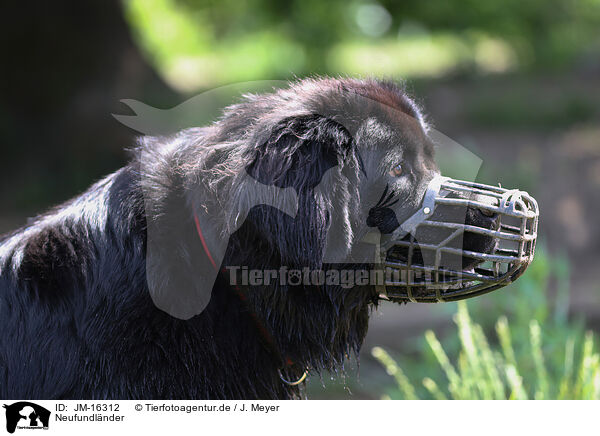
xmin=376 ymin=175 xmax=539 ymax=302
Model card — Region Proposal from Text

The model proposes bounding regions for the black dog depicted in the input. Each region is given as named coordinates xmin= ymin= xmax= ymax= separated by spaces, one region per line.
xmin=0 ymin=78 xmax=495 ymax=399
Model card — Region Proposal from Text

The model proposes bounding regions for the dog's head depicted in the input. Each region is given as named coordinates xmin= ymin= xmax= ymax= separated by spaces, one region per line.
xmin=205 ymin=78 xmax=536 ymax=297
xmin=139 ymin=77 xmax=538 ymax=370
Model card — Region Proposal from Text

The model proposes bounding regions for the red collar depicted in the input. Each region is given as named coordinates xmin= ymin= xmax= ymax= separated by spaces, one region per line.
xmin=192 ymin=210 xmax=304 ymax=378
xmin=192 ymin=212 xmax=217 ymax=270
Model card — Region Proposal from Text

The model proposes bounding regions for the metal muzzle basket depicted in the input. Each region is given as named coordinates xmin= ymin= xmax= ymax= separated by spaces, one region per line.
xmin=378 ymin=175 xmax=539 ymax=302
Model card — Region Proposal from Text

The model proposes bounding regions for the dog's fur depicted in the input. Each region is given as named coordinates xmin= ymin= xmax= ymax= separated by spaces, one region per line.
xmin=0 ymin=77 xmax=486 ymax=399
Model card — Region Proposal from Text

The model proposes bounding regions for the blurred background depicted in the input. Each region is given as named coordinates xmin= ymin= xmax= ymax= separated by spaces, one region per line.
xmin=1 ymin=0 xmax=599 ymax=399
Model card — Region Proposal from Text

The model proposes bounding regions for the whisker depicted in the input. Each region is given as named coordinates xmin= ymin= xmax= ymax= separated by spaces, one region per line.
xmin=382 ymin=190 xmax=396 ymax=206
xmin=384 ymin=197 xmax=400 ymax=208
xmin=375 ymin=185 xmax=389 ymax=207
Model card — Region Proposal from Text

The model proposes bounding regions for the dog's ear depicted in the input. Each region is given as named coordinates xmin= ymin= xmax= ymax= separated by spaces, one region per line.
xmin=229 ymin=115 xmax=359 ymax=269
xmin=245 ymin=115 xmax=352 ymax=191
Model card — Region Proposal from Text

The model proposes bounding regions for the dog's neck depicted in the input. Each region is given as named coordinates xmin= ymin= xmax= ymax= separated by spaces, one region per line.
xmin=217 ymin=198 xmax=377 ymax=378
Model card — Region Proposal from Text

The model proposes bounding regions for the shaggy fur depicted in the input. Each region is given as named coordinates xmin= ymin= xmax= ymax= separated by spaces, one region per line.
xmin=0 ymin=77 xmax=449 ymax=399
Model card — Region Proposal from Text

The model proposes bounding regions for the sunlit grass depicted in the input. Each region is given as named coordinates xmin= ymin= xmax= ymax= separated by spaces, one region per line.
xmin=372 ymin=302 xmax=600 ymax=399
xmin=371 ymin=250 xmax=600 ymax=400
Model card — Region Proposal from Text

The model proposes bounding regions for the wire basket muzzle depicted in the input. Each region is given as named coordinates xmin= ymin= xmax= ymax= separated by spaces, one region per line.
xmin=379 ymin=175 xmax=539 ymax=302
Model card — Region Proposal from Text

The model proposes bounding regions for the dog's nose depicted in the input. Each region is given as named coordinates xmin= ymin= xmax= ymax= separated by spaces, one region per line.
xmin=467 ymin=205 xmax=500 ymax=231
xmin=478 ymin=207 xmax=497 ymax=218
xmin=463 ymin=191 xmax=500 ymax=229
xmin=467 ymin=192 xmax=499 ymax=219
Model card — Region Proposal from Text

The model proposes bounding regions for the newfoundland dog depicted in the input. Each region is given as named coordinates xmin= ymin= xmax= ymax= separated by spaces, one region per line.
xmin=0 ymin=77 xmax=512 ymax=399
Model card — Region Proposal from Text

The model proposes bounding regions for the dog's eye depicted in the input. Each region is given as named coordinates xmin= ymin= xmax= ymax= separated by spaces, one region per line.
xmin=389 ymin=164 xmax=403 ymax=177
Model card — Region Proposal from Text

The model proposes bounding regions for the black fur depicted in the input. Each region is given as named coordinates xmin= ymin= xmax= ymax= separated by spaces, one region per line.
xmin=0 ymin=77 xmax=447 ymax=399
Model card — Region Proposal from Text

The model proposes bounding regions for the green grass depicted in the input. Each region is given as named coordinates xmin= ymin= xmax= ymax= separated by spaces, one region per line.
xmin=372 ymin=250 xmax=600 ymax=399
xmin=373 ymin=305 xmax=600 ymax=399
xmin=372 ymin=252 xmax=600 ymax=400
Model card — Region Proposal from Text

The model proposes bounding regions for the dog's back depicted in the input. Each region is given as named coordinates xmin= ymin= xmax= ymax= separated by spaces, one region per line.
xmin=0 ymin=167 xmax=149 ymax=398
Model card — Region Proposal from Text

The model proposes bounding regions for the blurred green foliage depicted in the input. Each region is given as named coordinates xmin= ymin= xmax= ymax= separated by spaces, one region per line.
xmin=371 ymin=250 xmax=600 ymax=399
xmin=122 ymin=0 xmax=600 ymax=91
